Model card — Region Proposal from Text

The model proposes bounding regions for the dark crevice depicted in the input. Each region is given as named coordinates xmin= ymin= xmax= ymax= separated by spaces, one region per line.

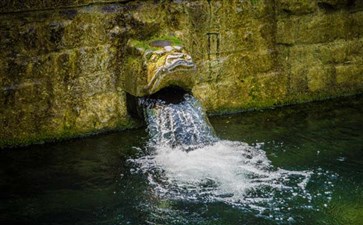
xmin=126 ymin=86 xmax=190 ymax=120
xmin=347 ymin=0 xmax=356 ymax=8
xmin=318 ymin=2 xmax=336 ymax=12
xmin=282 ymin=9 xmax=292 ymax=15
xmin=147 ymin=86 xmax=189 ymax=104
xmin=126 ymin=93 xmax=143 ymax=120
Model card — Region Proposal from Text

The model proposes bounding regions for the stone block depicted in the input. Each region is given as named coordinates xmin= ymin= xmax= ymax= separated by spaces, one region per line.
xmin=13 ymin=17 xmax=68 ymax=56
xmin=276 ymin=0 xmax=317 ymax=15
xmin=192 ymin=83 xmax=219 ymax=112
xmin=277 ymin=11 xmax=350 ymax=45
xmin=0 ymin=6 xmax=122 ymax=57
xmin=289 ymin=45 xmax=322 ymax=67
xmin=330 ymin=39 xmax=363 ymax=64
xmin=289 ymin=63 xmax=309 ymax=94
xmin=250 ymin=50 xmax=275 ymax=73
xmin=12 ymin=80 xmax=46 ymax=104
xmin=75 ymin=92 xmax=127 ymax=132
xmin=214 ymin=81 xmax=248 ymax=111
xmin=194 ymin=72 xmax=287 ymax=113
xmin=351 ymin=11 xmax=363 ymax=37
xmin=53 ymin=50 xmax=79 ymax=82
xmin=346 ymin=39 xmax=363 ymax=63
xmin=0 ymin=16 xmax=67 ymax=56
xmin=233 ymin=51 xmax=275 ymax=80
xmin=322 ymin=41 xmax=349 ymax=64
xmin=335 ymin=64 xmax=363 ymax=85
xmin=249 ymin=0 xmax=275 ymax=18
xmin=62 ymin=12 xmax=112 ymax=48
xmin=211 ymin=0 xmax=273 ymax=30
xmin=223 ymin=19 xmax=275 ymax=54
xmin=76 ymin=45 xmax=116 ymax=75
xmin=307 ymin=65 xmax=334 ymax=92
xmin=78 ymin=72 xmax=115 ymax=97
xmin=0 ymin=91 xmax=55 ymax=143
xmin=285 ymin=39 xmax=363 ymax=67
xmin=254 ymin=72 xmax=288 ymax=104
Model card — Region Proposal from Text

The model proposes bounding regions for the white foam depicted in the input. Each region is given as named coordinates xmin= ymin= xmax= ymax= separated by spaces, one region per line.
xmin=132 ymin=95 xmax=336 ymax=222
xmin=132 ymin=140 xmax=313 ymax=209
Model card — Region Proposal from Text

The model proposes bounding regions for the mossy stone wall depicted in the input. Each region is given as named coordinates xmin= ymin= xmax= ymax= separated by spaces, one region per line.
xmin=1 ymin=0 xmax=363 ymax=147
xmin=0 ymin=0 xmax=130 ymax=13
xmin=0 ymin=2 xmax=141 ymax=147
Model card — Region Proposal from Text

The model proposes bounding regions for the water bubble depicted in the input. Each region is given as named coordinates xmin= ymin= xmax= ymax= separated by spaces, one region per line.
xmin=337 ymin=156 xmax=346 ymax=161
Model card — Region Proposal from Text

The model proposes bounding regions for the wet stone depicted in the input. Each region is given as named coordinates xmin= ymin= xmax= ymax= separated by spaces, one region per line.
xmin=149 ymin=40 xmax=172 ymax=47
xmin=164 ymin=46 xmax=173 ymax=52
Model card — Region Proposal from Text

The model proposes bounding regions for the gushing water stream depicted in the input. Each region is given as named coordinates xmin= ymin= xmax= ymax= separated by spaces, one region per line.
xmin=132 ymin=94 xmax=336 ymax=222
xmin=141 ymin=94 xmax=217 ymax=150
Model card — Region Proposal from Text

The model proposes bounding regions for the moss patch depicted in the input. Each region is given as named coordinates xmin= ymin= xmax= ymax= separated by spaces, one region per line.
xmin=128 ymin=35 xmax=183 ymax=52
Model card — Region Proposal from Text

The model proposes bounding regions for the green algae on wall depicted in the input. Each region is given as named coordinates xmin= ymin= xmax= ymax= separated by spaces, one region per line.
xmin=276 ymin=0 xmax=363 ymax=105
xmin=0 ymin=3 xmax=142 ymax=148
xmin=1 ymin=0 xmax=363 ymax=148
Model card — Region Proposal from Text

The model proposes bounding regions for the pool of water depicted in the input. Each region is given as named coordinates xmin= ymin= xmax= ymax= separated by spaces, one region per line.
xmin=1 ymin=95 xmax=362 ymax=225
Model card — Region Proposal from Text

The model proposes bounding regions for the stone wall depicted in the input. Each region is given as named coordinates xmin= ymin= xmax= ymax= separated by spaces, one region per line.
xmin=186 ymin=0 xmax=363 ymax=112
xmin=276 ymin=0 xmax=363 ymax=104
xmin=1 ymin=0 xmax=363 ymax=148
xmin=0 ymin=1 xmax=140 ymax=147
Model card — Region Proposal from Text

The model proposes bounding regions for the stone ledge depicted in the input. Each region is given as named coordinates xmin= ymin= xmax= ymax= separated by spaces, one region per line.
xmin=0 ymin=0 xmax=131 ymax=14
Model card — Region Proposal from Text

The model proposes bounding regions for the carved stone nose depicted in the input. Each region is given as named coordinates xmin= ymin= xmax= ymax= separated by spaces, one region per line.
xmin=122 ymin=38 xmax=196 ymax=97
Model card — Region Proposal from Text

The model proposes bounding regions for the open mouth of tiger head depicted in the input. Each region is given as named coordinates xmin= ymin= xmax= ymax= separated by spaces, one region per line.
xmin=146 ymin=50 xmax=196 ymax=93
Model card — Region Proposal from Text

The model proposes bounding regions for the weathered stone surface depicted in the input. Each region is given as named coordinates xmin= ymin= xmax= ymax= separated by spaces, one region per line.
xmin=123 ymin=38 xmax=196 ymax=96
xmin=277 ymin=11 xmax=351 ymax=45
xmin=0 ymin=0 xmax=130 ymax=13
xmin=351 ymin=11 xmax=363 ymax=36
xmin=1 ymin=0 xmax=363 ymax=148
xmin=0 ymin=4 xmax=140 ymax=148
xmin=276 ymin=0 xmax=317 ymax=15
xmin=336 ymin=64 xmax=363 ymax=85
xmin=307 ymin=65 xmax=335 ymax=92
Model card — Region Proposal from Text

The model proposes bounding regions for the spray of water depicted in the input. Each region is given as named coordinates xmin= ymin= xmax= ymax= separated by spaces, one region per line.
xmin=131 ymin=94 xmax=336 ymax=222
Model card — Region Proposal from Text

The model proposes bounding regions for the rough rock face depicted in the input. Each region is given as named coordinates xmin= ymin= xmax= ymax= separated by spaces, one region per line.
xmin=1 ymin=0 xmax=363 ymax=147
xmin=0 ymin=2 xmax=140 ymax=147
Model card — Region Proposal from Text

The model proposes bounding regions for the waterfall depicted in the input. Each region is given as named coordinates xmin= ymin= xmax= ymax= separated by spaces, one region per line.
xmin=140 ymin=94 xmax=217 ymax=150
xmin=131 ymin=93 xmax=335 ymax=222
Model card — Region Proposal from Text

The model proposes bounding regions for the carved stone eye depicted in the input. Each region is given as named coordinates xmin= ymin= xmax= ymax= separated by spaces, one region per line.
xmin=164 ymin=46 xmax=173 ymax=52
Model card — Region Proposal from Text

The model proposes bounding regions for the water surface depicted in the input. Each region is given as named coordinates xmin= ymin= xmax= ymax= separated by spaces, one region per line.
xmin=1 ymin=95 xmax=362 ymax=225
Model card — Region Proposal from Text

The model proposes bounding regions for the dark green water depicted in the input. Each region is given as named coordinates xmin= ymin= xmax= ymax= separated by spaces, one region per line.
xmin=1 ymin=95 xmax=362 ymax=225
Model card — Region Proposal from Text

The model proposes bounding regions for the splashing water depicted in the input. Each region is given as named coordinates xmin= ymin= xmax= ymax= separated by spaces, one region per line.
xmin=131 ymin=94 xmax=336 ymax=222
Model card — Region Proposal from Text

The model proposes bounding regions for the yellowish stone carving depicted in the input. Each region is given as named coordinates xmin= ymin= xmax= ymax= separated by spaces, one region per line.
xmin=125 ymin=38 xmax=196 ymax=96
xmin=145 ymin=45 xmax=195 ymax=93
